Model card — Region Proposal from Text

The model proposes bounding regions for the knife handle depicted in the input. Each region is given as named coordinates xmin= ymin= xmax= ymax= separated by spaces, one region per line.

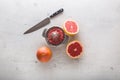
xmin=50 ymin=8 xmax=64 ymax=18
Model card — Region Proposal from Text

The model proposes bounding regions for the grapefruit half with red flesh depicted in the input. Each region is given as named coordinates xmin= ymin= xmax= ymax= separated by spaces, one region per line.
xmin=63 ymin=20 xmax=79 ymax=36
xmin=66 ymin=40 xmax=83 ymax=59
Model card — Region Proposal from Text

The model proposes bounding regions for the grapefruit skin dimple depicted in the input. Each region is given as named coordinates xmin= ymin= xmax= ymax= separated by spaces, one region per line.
xmin=36 ymin=46 xmax=52 ymax=63
xmin=63 ymin=20 xmax=79 ymax=36
xmin=66 ymin=40 xmax=83 ymax=59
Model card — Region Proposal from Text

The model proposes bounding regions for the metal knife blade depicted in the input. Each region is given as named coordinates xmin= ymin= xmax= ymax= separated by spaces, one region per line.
xmin=24 ymin=8 xmax=64 ymax=34
xmin=24 ymin=18 xmax=50 ymax=34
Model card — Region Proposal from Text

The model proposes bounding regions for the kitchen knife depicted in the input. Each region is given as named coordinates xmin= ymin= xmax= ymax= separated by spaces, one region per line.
xmin=24 ymin=8 xmax=64 ymax=34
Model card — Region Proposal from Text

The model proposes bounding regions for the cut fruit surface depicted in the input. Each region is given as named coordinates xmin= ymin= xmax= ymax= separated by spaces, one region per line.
xmin=63 ymin=20 xmax=79 ymax=36
xmin=46 ymin=27 xmax=65 ymax=46
xmin=66 ymin=40 xmax=83 ymax=59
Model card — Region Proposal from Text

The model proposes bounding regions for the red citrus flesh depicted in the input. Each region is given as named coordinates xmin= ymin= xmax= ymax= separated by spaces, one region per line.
xmin=63 ymin=20 xmax=79 ymax=36
xmin=36 ymin=46 xmax=52 ymax=63
xmin=47 ymin=27 xmax=64 ymax=45
xmin=66 ymin=40 xmax=83 ymax=59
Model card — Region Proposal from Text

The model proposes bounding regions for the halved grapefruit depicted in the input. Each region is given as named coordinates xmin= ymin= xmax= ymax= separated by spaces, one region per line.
xmin=66 ymin=40 xmax=83 ymax=59
xmin=63 ymin=20 xmax=79 ymax=36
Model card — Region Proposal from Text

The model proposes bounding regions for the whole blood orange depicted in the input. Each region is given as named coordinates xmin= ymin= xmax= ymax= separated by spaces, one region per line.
xmin=63 ymin=20 xmax=79 ymax=36
xmin=66 ymin=40 xmax=83 ymax=59
xmin=36 ymin=46 xmax=52 ymax=63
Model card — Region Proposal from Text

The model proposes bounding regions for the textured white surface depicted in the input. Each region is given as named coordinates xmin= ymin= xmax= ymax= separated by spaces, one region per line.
xmin=0 ymin=0 xmax=120 ymax=80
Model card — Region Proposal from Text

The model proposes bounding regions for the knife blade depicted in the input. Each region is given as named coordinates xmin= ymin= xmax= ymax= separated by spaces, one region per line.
xmin=24 ymin=8 xmax=64 ymax=34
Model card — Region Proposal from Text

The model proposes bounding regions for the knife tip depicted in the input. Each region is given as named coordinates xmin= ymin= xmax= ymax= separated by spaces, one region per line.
xmin=23 ymin=31 xmax=28 ymax=34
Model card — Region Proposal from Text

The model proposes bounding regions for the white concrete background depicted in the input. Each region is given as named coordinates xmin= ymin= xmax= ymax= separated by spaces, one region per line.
xmin=0 ymin=0 xmax=120 ymax=80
